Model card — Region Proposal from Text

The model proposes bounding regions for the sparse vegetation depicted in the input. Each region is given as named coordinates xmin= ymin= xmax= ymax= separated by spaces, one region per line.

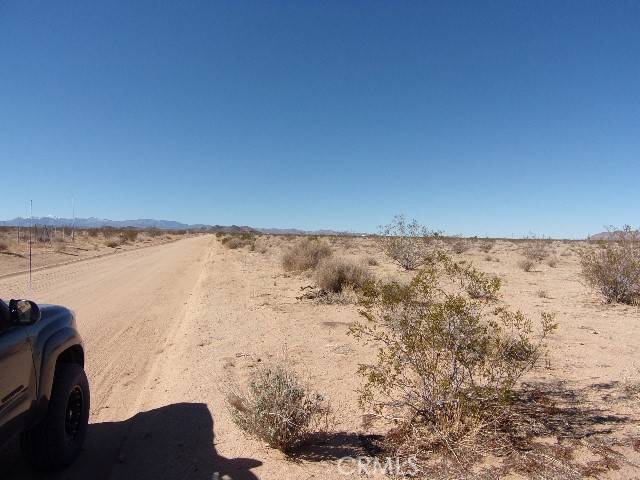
xmin=580 ymin=226 xmax=640 ymax=305
xmin=521 ymin=237 xmax=551 ymax=262
xmin=225 ymin=237 xmax=246 ymax=249
xmin=281 ymin=238 xmax=332 ymax=272
xmin=537 ymin=289 xmax=550 ymax=298
xmin=251 ymin=237 xmax=269 ymax=254
xmin=452 ymin=238 xmax=470 ymax=254
xmin=518 ymin=258 xmax=536 ymax=272
xmin=53 ymin=238 xmax=66 ymax=252
xmin=479 ymin=239 xmax=495 ymax=253
xmin=314 ymin=257 xmax=371 ymax=293
xmin=378 ymin=215 xmax=439 ymax=270
xmin=0 ymin=241 xmax=8 ymax=252
xmin=366 ymin=256 xmax=379 ymax=266
xmin=121 ymin=229 xmax=139 ymax=243
xmin=227 ymin=363 xmax=329 ymax=453
xmin=350 ymin=252 xmax=556 ymax=466
xmin=546 ymin=256 xmax=559 ymax=268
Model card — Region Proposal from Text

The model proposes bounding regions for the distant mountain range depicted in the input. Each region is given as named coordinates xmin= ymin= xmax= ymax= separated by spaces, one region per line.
xmin=0 ymin=216 xmax=254 ymax=233
xmin=255 ymin=227 xmax=357 ymax=236
xmin=588 ymin=229 xmax=640 ymax=241
xmin=0 ymin=217 xmax=356 ymax=236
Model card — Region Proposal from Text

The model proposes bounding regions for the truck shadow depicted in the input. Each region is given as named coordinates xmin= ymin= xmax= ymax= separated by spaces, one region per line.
xmin=0 ymin=402 xmax=262 ymax=480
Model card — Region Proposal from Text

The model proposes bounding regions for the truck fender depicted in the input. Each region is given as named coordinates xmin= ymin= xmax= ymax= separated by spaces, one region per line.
xmin=33 ymin=327 xmax=84 ymax=419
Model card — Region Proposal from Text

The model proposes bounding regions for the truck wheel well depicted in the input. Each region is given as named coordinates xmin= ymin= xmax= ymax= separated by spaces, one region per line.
xmin=55 ymin=345 xmax=85 ymax=369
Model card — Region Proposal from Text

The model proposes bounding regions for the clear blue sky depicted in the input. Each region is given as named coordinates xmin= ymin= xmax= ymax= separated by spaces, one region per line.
xmin=1 ymin=1 xmax=638 ymax=238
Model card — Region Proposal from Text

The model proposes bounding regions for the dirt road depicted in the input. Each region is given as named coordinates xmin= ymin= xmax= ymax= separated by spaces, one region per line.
xmin=0 ymin=235 xmax=259 ymax=480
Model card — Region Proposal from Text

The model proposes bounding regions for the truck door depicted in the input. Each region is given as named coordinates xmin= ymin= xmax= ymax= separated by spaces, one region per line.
xmin=0 ymin=326 xmax=35 ymax=444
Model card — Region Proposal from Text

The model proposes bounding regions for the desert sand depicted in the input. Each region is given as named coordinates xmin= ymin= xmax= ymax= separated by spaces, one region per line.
xmin=0 ymin=235 xmax=638 ymax=479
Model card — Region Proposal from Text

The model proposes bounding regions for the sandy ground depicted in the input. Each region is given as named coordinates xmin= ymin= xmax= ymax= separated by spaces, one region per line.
xmin=0 ymin=230 xmax=188 ymax=278
xmin=0 ymin=236 xmax=639 ymax=479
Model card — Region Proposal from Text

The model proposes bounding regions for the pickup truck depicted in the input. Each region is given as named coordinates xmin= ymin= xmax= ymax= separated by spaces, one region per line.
xmin=0 ymin=298 xmax=89 ymax=471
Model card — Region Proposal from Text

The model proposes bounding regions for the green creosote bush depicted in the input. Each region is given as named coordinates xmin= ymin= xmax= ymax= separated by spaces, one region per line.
xmin=349 ymin=251 xmax=556 ymax=456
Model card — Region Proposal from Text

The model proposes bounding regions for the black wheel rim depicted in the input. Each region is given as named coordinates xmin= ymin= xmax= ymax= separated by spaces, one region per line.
xmin=65 ymin=385 xmax=84 ymax=445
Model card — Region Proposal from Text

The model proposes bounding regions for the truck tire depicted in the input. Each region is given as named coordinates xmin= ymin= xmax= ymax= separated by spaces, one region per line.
xmin=20 ymin=363 xmax=90 ymax=471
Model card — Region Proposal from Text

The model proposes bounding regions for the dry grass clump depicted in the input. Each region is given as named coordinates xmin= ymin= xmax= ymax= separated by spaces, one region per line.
xmin=227 ymin=363 xmax=329 ymax=453
xmin=518 ymin=258 xmax=536 ymax=272
xmin=366 ymin=256 xmax=379 ymax=266
xmin=105 ymin=239 xmax=120 ymax=248
xmin=378 ymin=215 xmax=439 ymax=270
xmin=521 ymin=238 xmax=551 ymax=262
xmin=546 ymin=256 xmax=559 ymax=268
xmin=282 ymin=238 xmax=332 ymax=272
xmin=121 ymin=229 xmax=139 ymax=243
xmin=350 ymin=252 xmax=556 ymax=473
xmin=221 ymin=233 xmax=256 ymax=250
xmin=224 ymin=237 xmax=245 ymax=249
xmin=479 ymin=239 xmax=495 ymax=253
xmin=580 ymin=226 xmax=640 ymax=305
xmin=101 ymin=228 xmax=116 ymax=239
xmin=250 ymin=237 xmax=269 ymax=254
xmin=314 ymin=257 xmax=371 ymax=293
xmin=451 ymin=239 xmax=470 ymax=254
xmin=537 ymin=289 xmax=550 ymax=298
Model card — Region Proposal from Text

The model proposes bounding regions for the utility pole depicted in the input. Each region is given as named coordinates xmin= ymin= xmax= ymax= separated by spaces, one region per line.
xmin=71 ymin=198 xmax=76 ymax=242
xmin=29 ymin=200 xmax=33 ymax=290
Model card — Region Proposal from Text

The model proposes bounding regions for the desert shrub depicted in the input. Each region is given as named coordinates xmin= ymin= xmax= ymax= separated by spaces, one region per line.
xmin=147 ymin=228 xmax=163 ymax=238
xmin=521 ymin=238 xmax=550 ymax=262
xmin=101 ymin=227 xmax=116 ymax=239
xmin=87 ymin=229 xmax=99 ymax=238
xmin=479 ymin=240 xmax=495 ymax=253
xmin=121 ymin=229 xmax=139 ymax=242
xmin=580 ymin=226 xmax=640 ymax=305
xmin=227 ymin=363 xmax=329 ymax=453
xmin=105 ymin=240 xmax=120 ymax=248
xmin=0 ymin=241 xmax=8 ymax=252
xmin=546 ymin=256 xmax=559 ymax=268
xmin=378 ymin=215 xmax=440 ymax=270
xmin=366 ymin=256 xmax=379 ymax=266
xmin=225 ymin=237 xmax=245 ymax=249
xmin=250 ymin=237 xmax=269 ymax=254
xmin=518 ymin=259 xmax=535 ymax=272
xmin=350 ymin=252 xmax=556 ymax=461
xmin=454 ymin=263 xmax=502 ymax=300
xmin=315 ymin=285 xmax=360 ymax=305
xmin=314 ymin=257 xmax=372 ymax=293
xmin=281 ymin=238 xmax=332 ymax=272
xmin=537 ymin=289 xmax=549 ymax=298
xmin=451 ymin=239 xmax=470 ymax=254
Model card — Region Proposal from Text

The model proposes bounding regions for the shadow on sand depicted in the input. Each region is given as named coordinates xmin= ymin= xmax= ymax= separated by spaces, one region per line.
xmin=0 ymin=402 xmax=261 ymax=480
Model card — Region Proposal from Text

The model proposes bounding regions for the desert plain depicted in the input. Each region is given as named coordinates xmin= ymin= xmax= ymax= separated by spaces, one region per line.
xmin=0 ymin=232 xmax=639 ymax=479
